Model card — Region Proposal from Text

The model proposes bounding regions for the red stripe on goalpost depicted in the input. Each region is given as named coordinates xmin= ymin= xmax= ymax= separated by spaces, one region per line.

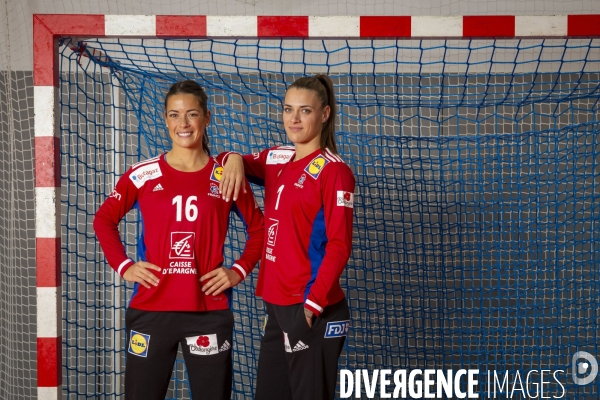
xmin=36 ymin=238 xmax=61 ymax=287
xmin=258 ymin=16 xmax=309 ymax=37
xmin=157 ymin=15 xmax=207 ymax=37
xmin=37 ymin=337 xmax=62 ymax=387
xmin=568 ymin=14 xmax=600 ymax=36
xmin=463 ymin=15 xmax=515 ymax=37
xmin=35 ymin=136 xmax=60 ymax=187
xmin=360 ymin=16 xmax=411 ymax=38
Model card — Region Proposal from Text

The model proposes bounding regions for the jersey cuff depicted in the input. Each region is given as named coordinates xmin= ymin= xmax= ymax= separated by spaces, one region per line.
xmin=231 ymin=263 xmax=247 ymax=280
xmin=117 ymin=259 xmax=135 ymax=276
xmin=304 ymin=299 xmax=324 ymax=317
xmin=222 ymin=151 xmax=240 ymax=166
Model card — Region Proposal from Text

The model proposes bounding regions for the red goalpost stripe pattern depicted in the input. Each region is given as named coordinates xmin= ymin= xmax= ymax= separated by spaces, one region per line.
xmin=32 ymin=12 xmax=600 ymax=399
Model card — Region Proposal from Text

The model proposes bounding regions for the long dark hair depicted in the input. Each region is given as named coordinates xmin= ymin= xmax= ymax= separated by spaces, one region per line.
xmin=164 ymin=80 xmax=210 ymax=156
xmin=288 ymin=74 xmax=338 ymax=154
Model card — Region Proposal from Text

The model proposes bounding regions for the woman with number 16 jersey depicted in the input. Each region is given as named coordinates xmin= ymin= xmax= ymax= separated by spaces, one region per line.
xmin=93 ymin=80 xmax=264 ymax=400
xmin=218 ymin=75 xmax=355 ymax=400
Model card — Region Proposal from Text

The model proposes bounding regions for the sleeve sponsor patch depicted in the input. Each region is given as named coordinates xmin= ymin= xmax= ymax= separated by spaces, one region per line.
xmin=108 ymin=189 xmax=121 ymax=201
xmin=266 ymin=149 xmax=294 ymax=164
xmin=336 ymin=191 xmax=354 ymax=208
xmin=129 ymin=162 xmax=162 ymax=188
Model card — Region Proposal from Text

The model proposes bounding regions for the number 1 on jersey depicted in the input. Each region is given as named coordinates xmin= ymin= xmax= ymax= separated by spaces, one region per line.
xmin=275 ymin=185 xmax=284 ymax=210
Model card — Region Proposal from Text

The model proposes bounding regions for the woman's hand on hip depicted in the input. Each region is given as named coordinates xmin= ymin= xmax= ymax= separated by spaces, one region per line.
xmin=122 ymin=261 xmax=161 ymax=288
xmin=200 ymin=267 xmax=242 ymax=296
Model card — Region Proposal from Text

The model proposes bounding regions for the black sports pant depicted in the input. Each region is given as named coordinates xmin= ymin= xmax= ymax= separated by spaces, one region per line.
xmin=255 ymin=299 xmax=350 ymax=400
xmin=124 ymin=308 xmax=233 ymax=400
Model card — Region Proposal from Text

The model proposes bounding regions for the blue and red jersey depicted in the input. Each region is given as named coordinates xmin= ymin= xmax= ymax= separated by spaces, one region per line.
xmin=93 ymin=154 xmax=264 ymax=312
xmin=218 ymin=146 xmax=355 ymax=316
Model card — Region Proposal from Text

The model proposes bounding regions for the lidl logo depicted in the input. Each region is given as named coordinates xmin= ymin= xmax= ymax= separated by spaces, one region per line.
xmin=128 ymin=330 xmax=150 ymax=357
xmin=304 ymin=155 xmax=329 ymax=179
xmin=210 ymin=164 xmax=224 ymax=183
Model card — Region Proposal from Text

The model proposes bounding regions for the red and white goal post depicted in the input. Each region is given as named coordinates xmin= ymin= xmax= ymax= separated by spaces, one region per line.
xmin=34 ymin=13 xmax=600 ymax=399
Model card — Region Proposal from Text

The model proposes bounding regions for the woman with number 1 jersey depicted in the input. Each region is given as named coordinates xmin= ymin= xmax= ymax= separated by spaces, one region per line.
xmin=93 ymin=80 xmax=264 ymax=400
xmin=218 ymin=75 xmax=355 ymax=400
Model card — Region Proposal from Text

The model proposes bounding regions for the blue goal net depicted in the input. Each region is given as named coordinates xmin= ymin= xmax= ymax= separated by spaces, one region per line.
xmin=59 ymin=38 xmax=600 ymax=398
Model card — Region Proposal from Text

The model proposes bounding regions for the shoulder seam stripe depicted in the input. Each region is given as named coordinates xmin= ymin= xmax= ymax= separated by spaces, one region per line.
xmin=326 ymin=148 xmax=343 ymax=162
xmin=323 ymin=153 xmax=338 ymax=163
xmin=132 ymin=155 xmax=161 ymax=169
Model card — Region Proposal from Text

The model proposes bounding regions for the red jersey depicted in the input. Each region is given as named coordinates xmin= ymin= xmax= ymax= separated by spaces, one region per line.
xmin=218 ymin=147 xmax=355 ymax=316
xmin=93 ymin=154 xmax=264 ymax=312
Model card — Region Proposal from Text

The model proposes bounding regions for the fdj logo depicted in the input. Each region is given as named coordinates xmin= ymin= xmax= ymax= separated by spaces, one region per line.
xmin=573 ymin=351 xmax=598 ymax=385
xmin=324 ymin=320 xmax=350 ymax=338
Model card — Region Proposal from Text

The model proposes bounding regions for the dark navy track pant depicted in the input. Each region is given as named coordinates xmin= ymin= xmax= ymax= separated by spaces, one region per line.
xmin=124 ymin=308 xmax=233 ymax=400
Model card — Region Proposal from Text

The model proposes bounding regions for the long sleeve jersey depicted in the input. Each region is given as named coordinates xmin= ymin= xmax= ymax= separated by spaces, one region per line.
xmin=217 ymin=146 xmax=355 ymax=316
xmin=93 ymin=154 xmax=264 ymax=312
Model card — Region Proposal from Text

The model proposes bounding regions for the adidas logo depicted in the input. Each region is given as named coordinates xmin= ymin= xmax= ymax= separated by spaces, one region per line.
xmin=152 ymin=183 xmax=164 ymax=192
xmin=219 ymin=340 xmax=231 ymax=352
xmin=292 ymin=341 xmax=309 ymax=352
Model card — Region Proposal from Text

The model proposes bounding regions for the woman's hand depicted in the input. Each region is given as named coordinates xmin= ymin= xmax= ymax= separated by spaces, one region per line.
xmin=219 ymin=154 xmax=246 ymax=202
xmin=200 ymin=267 xmax=242 ymax=296
xmin=122 ymin=261 xmax=161 ymax=288
xmin=304 ymin=308 xmax=315 ymax=328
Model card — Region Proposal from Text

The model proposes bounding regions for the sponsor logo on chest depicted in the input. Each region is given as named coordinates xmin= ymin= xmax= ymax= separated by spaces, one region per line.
xmin=164 ymin=261 xmax=197 ymax=275
xmin=210 ymin=164 xmax=223 ymax=183
xmin=170 ymin=232 xmax=195 ymax=259
xmin=266 ymin=219 xmax=279 ymax=262
xmin=129 ymin=162 xmax=162 ymax=188
xmin=267 ymin=149 xmax=294 ymax=165
xmin=305 ymin=155 xmax=329 ymax=179
xmin=267 ymin=218 xmax=279 ymax=247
